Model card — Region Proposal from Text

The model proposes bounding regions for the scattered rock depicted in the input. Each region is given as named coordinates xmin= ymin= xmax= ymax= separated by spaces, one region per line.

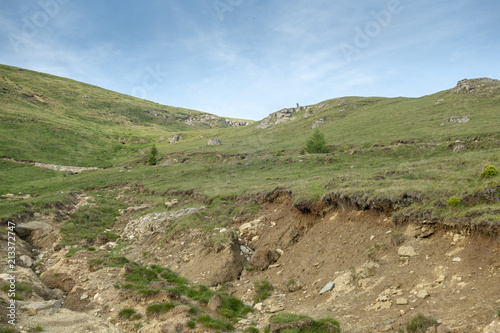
xmin=312 ymin=118 xmax=325 ymax=129
xmin=207 ymin=138 xmax=222 ymax=145
xmin=167 ymin=133 xmax=183 ymax=143
xmin=417 ymin=290 xmax=430 ymax=299
xmin=248 ymin=248 xmax=280 ymax=271
xmin=396 ymin=298 xmax=408 ymax=305
xmin=319 ymin=282 xmax=335 ymax=294
xmin=19 ymin=254 xmax=33 ymax=268
xmin=208 ymin=294 xmax=223 ymax=311
xmin=22 ymin=300 xmax=62 ymax=315
xmin=13 ymin=267 xmax=62 ymax=300
xmin=164 ymin=199 xmax=179 ymax=208
xmin=440 ymin=116 xmax=471 ymax=126
xmin=452 ymin=257 xmax=462 ymax=262
xmin=398 ymin=246 xmax=417 ymax=257
xmin=453 ymin=145 xmax=467 ymax=152
xmin=287 ymin=279 xmax=304 ymax=293
xmin=15 ymin=221 xmax=52 ymax=238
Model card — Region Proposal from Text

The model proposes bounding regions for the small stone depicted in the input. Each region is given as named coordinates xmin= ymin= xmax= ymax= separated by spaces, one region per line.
xmin=396 ymin=298 xmax=409 ymax=305
xmin=452 ymin=257 xmax=461 ymax=262
xmin=417 ymin=290 xmax=429 ymax=299
xmin=319 ymin=282 xmax=335 ymax=294
xmin=80 ymin=294 xmax=89 ymax=300
xmin=19 ymin=255 xmax=33 ymax=268
xmin=254 ymin=303 xmax=263 ymax=311
xmin=398 ymin=246 xmax=417 ymax=257
xmin=370 ymin=235 xmax=375 ymax=241
xmin=251 ymin=236 xmax=260 ymax=242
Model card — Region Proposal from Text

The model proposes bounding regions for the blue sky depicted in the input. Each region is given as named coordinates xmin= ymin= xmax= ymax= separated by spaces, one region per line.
xmin=1 ymin=0 xmax=499 ymax=120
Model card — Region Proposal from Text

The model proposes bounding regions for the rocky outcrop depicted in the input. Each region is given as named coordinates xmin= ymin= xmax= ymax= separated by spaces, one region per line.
xmin=248 ymin=248 xmax=280 ymax=271
xmin=166 ymin=133 xmax=183 ymax=143
xmin=312 ymin=118 xmax=325 ymax=129
xmin=440 ymin=116 xmax=470 ymax=126
xmin=453 ymin=78 xmax=499 ymax=94
xmin=257 ymin=106 xmax=311 ymax=129
xmin=183 ymin=113 xmax=250 ymax=128
xmin=207 ymin=138 xmax=222 ymax=146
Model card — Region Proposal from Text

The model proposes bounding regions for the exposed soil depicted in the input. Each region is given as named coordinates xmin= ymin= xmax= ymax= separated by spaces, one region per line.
xmin=1 ymin=188 xmax=499 ymax=332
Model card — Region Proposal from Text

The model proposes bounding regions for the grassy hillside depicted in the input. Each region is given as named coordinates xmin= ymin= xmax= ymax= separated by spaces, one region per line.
xmin=0 ymin=66 xmax=499 ymax=233
xmin=0 ymin=64 xmax=247 ymax=167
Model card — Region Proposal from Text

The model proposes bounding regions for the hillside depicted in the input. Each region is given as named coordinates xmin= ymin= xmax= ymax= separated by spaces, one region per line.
xmin=0 ymin=67 xmax=499 ymax=333
xmin=0 ymin=64 xmax=251 ymax=167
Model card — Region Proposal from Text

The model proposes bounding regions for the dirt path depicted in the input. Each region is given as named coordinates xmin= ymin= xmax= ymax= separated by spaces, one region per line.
xmin=1 ymin=156 xmax=100 ymax=173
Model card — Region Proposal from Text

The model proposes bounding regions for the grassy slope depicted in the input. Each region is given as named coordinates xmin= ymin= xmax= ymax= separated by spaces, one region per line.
xmin=0 ymin=65 xmax=499 ymax=228
xmin=0 ymin=64 xmax=240 ymax=167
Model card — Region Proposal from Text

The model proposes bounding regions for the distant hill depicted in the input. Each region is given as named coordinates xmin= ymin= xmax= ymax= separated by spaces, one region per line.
xmin=0 ymin=64 xmax=250 ymax=166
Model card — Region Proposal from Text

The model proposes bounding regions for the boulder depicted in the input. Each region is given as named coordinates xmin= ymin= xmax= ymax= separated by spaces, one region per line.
xmin=207 ymin=138 xmax=222 ymax=146
xmin=22 ymin=299 xmax=62 ymax=315
xmin=312 ymin=118 xmax=325 ymax=129
xmin=208 ymin=294 xmax=223 ymax=311
xmin=248 ymin=248 xmax=280 ymax=271
xmin=167 ymin=133 xmax=183 ymax=143
xmin=15 ymin=221 xmax=52 ymax=238
xmin=398 ymin=246 xmax=416 ymax=257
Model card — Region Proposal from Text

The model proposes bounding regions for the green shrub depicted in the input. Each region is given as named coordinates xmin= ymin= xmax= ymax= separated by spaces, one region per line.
xmin=27 ymin=326 xmax=44 ymax=332
xmin=481 ymin=164 xmax=498 ymax=178
xmin=254 ymin=280 xmax=274 ymax=303
xmin=447 ymin=195 xmax=461 ymax=206
xmin=304 ymin=129 xmax=330 ymax=154
xmin=405 ymin=314 xmax=437 ymax=333
xmin=245 ymin=327 xmax=260 ymax=333
xmin=187 ymin=320 xmax=196 ymax=329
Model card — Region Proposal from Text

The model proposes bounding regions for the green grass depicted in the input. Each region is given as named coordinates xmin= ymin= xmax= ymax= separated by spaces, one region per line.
xmin=60 ymin=190 xmax=126 ymax=246
xmin=196 ymin=315 xmax=234 ymax=331
xmin=26 ymin=326 xmax=44 ymax=332
xmin=254 ymin=280 xmax=274 ymax=303
xmin=146 ymin=302 xmax=176 ymax=316
xmin=268 ymin=313 xmax=341 ymax=333
xmin=0 ymin=327 xmax=17 ymax=333
xmin=405 ymin=314 xmax=438 ymax=333
xmin=117 ymin=308 xmax=142 ymax=320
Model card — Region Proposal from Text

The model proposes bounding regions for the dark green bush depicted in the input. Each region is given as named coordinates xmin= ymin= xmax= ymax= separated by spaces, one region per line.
xmin=304 ymin=129 xmax=330 ymax=154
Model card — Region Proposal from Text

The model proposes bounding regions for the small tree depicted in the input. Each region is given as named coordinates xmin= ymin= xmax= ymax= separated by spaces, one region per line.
xmin=304 ymin=129 xmax=330 ymax=154
xmin=147 ymin=144 xmax=158 ymax=165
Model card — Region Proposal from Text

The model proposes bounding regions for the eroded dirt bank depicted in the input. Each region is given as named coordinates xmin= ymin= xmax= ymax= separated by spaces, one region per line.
xmin=1 ymin=188 xmax=499 ymax=333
